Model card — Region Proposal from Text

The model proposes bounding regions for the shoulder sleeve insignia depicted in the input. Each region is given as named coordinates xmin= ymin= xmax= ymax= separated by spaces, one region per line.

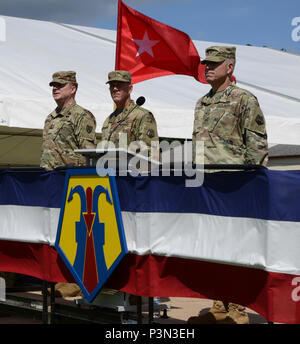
xmin=86 ymin=125 xmax=93 ymax=134
xmin=147 ymin=129 xmax=155 ymax=138
xmin=255 ymin=115 xmax=264 ymax=126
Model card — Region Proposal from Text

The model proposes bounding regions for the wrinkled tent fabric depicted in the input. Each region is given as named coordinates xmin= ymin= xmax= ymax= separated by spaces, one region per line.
xmin=0 ymin=15 xmax=300 ymax=166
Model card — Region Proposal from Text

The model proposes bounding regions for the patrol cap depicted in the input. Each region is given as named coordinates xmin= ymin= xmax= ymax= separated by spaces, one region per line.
xmin=201 ymin=46 xmax=236 ymax=64
xmin=49 ymin=71 xmax=77 ymax=86
xmin=106 ymin=70 xmax=131 ymax=84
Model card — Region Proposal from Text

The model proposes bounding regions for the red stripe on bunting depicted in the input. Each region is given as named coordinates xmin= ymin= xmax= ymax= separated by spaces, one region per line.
xmin=0 ymin=241 xmax=300 ymax=323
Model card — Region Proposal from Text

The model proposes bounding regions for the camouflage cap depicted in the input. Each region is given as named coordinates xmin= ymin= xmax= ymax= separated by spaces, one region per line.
xmin=201 ymin=46 xmax=236 ymax=64
xmin=106 ymin=70 xmax=131 ymax=84
xmin=49 ymin=71 xmax=77 ymax=86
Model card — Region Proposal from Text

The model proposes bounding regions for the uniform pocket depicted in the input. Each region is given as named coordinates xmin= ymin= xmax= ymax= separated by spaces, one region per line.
xmin=54 ymin=121 xmax=74 ymax=142
xmin=206 ymin=108 xmax=238 ymax=139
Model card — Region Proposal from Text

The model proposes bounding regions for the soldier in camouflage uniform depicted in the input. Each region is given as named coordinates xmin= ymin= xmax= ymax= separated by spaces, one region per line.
xmin=40 ymin=71 xmax=97 ymax=170
xmin=101 ymin=71 xmax=159 ymax=306
xmin=188 ymin=46 xmax=268 ymax=324
xmin=40 ymin=71 xmax=97 ymax=297
xmin=101 ymin=70 xmax=159 ymax=161
xmin=192 ymin=47 xmax=268 ymax=166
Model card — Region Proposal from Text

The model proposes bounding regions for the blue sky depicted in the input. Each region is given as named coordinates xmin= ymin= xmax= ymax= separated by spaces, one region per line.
xmin=100 ymin=0 xmax=300 ymax=55
xmin=1 ymin=0 xmax=300 ymax=54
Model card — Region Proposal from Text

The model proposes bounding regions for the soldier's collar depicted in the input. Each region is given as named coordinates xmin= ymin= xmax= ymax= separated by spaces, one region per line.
xmin=123 ymin=100 xmax=136 ymax=113
xmin=119 ymin=99 xmax=135 ymax=111
xmin=53 ymin=99 xmax=77 ymax=118
xmin=202 ymin=83 xmax=235 ymax=104
xmin=110 ymin=100 xmax=135 ymax=120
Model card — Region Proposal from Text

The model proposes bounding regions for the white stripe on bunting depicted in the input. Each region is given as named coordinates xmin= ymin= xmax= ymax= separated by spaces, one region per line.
xmin=1 ymin=205 xmax=300 ymax=276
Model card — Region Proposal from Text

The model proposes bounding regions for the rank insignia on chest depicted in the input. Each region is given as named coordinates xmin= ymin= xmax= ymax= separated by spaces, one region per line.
xmin=55 ymin=169 xmax=127 ymax=302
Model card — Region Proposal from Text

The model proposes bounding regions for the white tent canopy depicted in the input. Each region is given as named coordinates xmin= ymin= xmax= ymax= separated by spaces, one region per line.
xmin=0 ymin=15 xmax=300 ymax=166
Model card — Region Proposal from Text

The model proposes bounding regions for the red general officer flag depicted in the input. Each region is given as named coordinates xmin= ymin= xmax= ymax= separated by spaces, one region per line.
xmin=115 ymin=0 xmax=207 ymax=84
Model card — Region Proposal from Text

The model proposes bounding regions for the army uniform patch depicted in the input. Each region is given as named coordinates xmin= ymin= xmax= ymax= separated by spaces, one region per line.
xmin=255 ymin=115 xmax=264 ymax=126
xmin=147 ymin=129 xmax=154 ymax=138
xmin=86 ymin=125 xmax=93 ymax=133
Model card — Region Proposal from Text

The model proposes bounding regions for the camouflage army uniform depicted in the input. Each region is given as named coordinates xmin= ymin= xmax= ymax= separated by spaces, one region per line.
xmin=102 ymin=100 xmax=158 ymax=150
xmin=39 ymin=71 xmax=97 ymax=298
xmin=101 ymin=102 xmax=159 ymax=162
xmin=192 ymin=83 xmax=268 ymax=166
xmin=101 ymin=70 xmax=159 ymax=161
xmin=188 ymin=46 xmax=268 ymax=325
xmin=40 ymin=99 xmax=97 ymax=170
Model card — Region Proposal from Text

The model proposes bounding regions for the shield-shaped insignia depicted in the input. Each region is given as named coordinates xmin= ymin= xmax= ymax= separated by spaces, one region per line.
xmin=55 ymin=168 xmax=127 ymax=302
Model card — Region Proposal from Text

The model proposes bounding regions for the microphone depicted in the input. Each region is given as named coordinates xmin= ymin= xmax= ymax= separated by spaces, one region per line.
xmin=136 ymin=96 xmax=145 ymax=106
xmin=107 ymin=96 xmax=146 ymax=142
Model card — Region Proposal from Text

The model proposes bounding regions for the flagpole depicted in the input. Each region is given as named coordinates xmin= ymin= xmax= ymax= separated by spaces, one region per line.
xmin=115 ymin=0 xmax=123 ymax=69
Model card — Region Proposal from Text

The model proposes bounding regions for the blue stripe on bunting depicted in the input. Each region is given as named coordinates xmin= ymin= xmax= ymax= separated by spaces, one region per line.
xmin=0 ymin=170 xmax=66 ymax=208
xmin=0 ymin=169 xmax=300 ymax=222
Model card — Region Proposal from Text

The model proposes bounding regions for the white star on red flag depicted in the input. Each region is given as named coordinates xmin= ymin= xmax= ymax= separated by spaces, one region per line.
xmin=132 ymin=31 xmax=160 ymax=57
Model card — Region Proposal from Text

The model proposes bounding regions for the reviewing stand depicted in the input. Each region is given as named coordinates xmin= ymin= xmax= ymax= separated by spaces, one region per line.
xmin=74 ymin=149 xmax=266 ymax=324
